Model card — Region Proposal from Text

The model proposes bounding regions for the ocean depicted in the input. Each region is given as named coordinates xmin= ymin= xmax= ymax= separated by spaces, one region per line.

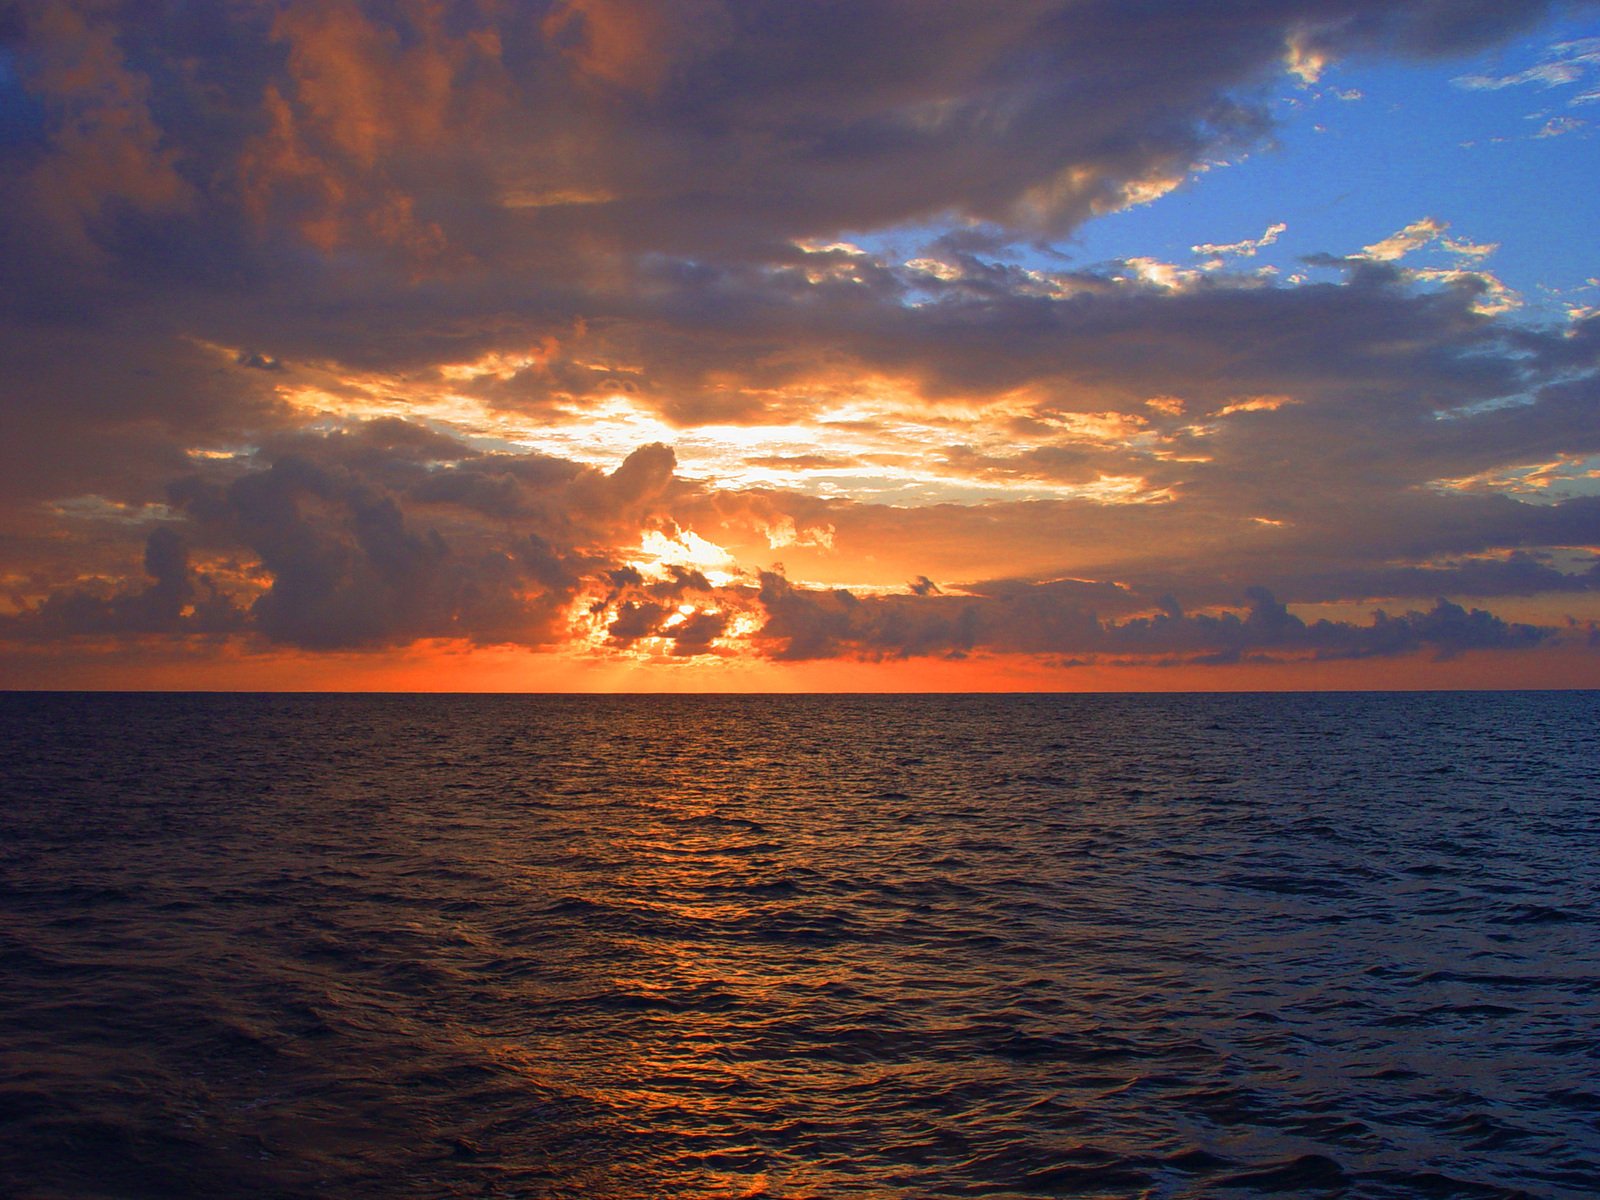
xmin=1 ymin=691 xmax=1597 ymax=1198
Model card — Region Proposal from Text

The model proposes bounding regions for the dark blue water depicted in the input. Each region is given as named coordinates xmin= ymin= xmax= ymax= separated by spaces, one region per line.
xmin=2 ymin=692 xmax=1598 ymax=1198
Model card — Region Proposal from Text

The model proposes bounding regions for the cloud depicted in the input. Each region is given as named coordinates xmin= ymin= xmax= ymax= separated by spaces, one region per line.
xmin=0 ymin=526 xmax=244 ymax=640
xmin=6 ymin=411 xmax=1594 ymax=670
xmin=1278 ymin=552 xmax=1600 ymax=602
xmin=748 ymin=574 xmax=1559 ymax=663
xmin=1294 ymin=4 xmax=1572 ymax=62
xmin=0 ymin=3 xmax=1574 ymax=413
xmin=2 ymin=0 xmax=1562 ymax=324
xmin=2 ymin=2 xmax=1597 ymax=682
xmin=1453 ymin=36 xmax=1600 ymax=93
xmin=1535 ymin=115 xmax=1588 ymax=138
xmin=6 ymin=248 xmax=1598 ymax=660
xmin=1193 ymin=221 xmax=1287 ymax=262
xmin=5 ymin=428 xmax=696 ymax=651
xmin=1361 ymin=217 xmax=1450 ymax=262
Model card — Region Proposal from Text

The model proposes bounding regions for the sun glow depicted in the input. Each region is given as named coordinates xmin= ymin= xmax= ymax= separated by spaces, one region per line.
xmin=632 ymin=529 xmax=740 ymax=585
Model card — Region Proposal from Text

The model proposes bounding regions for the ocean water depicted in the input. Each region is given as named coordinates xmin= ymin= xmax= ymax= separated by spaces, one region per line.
xmin=1 ymin=691 xmax=1598 ymax=1200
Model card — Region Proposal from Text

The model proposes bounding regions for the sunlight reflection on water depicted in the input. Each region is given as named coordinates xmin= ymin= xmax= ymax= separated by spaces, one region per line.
xmin=2 ymin=691 xmax=1598 ymax=1198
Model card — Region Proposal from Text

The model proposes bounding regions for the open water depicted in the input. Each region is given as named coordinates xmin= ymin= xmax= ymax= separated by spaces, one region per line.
xmin=1 ymin=691 xmax=1598 ymax=1199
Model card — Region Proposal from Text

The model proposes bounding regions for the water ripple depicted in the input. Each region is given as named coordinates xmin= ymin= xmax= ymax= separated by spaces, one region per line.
xmin=1 ymin=690 xmax=1597 ymax=1197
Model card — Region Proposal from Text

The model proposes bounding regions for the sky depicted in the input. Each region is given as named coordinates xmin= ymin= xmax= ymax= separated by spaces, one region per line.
xmin=2 ymin=0 xmax=1599 ymax=692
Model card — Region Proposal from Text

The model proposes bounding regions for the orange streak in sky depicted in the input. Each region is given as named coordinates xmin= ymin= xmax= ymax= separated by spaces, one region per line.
xmin=2 ymin=639 xmax=1594 ymax=693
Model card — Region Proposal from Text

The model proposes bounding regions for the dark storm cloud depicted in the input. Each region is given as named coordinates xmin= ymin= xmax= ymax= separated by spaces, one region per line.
xmin=603 ymin=596 xmax=729 ymax=656
xmin=621 ymin=248 xmax=1543 ymax=416
xmin=0 ymin=525 xmax=244 ymax=640
xmin=4 ymin=427 xmax=689 ymax=650
xmin=1118 ymin=490 xmax=1600 ymax=613
xmin=606 ymin=599 xmax=671 ymax=643
xmin=590 ymin=559 xmax=731 ymax=656
xmin=752 ymin=573 xmax=1556 ymax=664
xmin=1137 ymin=548 xmax=1600 ymax=611
xmin=1100 ymin=588 xmax=1552 ymax=663
xmin=0 ymin=323 xmax=291 ymax=508
xmin=177 ymin=438 xmax=682 ymax=648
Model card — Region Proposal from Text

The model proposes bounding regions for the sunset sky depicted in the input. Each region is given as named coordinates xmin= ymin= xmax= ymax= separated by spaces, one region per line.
xmin=2 ymin=0 xmax=1599 ymax=691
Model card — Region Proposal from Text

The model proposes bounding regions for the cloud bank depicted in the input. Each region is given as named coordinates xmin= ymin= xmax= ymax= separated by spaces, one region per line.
xmin=1 ymin=1 xmax=1597 ymax=685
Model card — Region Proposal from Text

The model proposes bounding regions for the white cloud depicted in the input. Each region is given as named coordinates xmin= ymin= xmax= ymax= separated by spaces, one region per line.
xmin=1534 ymin=116 xmax=1587 ymax=138
xmin=1362 ymin=217 xmax=1448 ymax=262
xmin=1118 ymin=257 xmax=1203 ymax=290
xmin=1193 ymin=222 xmax=1287 ymax=263
xmin=1440 ymin=236 xmax=1497 ymax=262
xmin=1453 ymin=37 xmax=1600 ymax=96
xmin=1360 ymin=219 xmax=1498 ymax=269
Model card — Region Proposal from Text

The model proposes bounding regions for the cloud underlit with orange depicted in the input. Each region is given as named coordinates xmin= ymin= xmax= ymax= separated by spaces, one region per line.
xmin=2 ymin=0 xmax=1598 ymax=690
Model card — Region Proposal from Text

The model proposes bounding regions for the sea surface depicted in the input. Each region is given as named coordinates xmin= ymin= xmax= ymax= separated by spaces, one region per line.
xmin=2 ymin=691 xmax=1598 ymax=1199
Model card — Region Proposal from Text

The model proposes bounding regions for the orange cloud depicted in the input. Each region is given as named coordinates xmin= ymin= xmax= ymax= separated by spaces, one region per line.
xmin=19 ymin=2 xmax=190 ymax=250
xmin=271 ymin=0 xmax=469 ymax=165
xmin=236 ymin=0 xmax=503 ymax=256
xmin=543 ymin=0 xmax=729 ymax=96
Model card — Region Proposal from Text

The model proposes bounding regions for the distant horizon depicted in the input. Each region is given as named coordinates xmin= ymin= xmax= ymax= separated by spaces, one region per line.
xmin=8 ymin=684 xmax=1598 ymax=697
